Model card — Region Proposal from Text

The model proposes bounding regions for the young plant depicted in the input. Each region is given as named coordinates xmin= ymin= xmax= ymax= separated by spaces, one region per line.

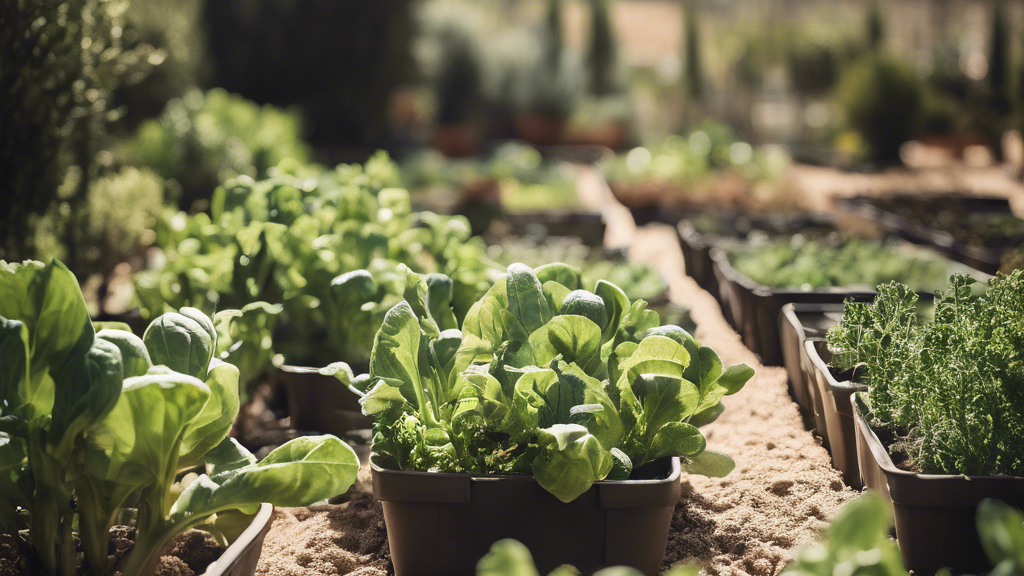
xmin=1 ymin=260 xmax=359 ymax=576
xmin=214 ymin=301 xmax=284 ymax=402
xmin=346 ymin=263 xmax=753 ymax=502
xmin=827 ymin=271 xmax=1024 ymax=476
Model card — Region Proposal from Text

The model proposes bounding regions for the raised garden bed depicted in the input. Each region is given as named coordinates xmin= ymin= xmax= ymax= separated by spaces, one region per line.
xmin=837 ymin=194 xmax=1024 ymax=274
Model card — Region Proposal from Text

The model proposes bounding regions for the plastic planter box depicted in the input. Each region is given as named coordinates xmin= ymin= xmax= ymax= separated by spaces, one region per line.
xmin=779 ymin=303 xmax=845 ymax=413
xmin=837 ymin=194 xmax=1024 ymax=274
xmin=204 ymin=503 xmax=274 ymax=576
xmin=709 ymin=246 xmax=875 ymax=366
xmin=277 ymin=365 xmax=372 ymax=439
xmin=853 ymin=402 xmax=1024 ymax=575
xmin=804 ymin=340 xmax=867 ymax=489
xmin=371 ymin=456 xmax=681 ymax=576
xmin=677 ymin=213 xmax=835 ymax=303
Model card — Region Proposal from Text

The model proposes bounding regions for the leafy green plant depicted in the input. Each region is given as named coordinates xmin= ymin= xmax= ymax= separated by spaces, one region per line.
xmin=782 ymin=493 xmax=910 ymax=576
xmin=835 ymin=53 xmax=924 ymax=164
xmin=135 ymin=152 xmax=492 ymax=366
xmin=214 ymin=301 xmax=284 ymax=400
xmin=725 ymin=235 xmax=956 ymax=293
xmin=349 ymin=263 xmax=753 ymax=502
xmin=121 ymin=88 xmax=310 ymax=210
xmin=476 ymin=539 xmax=699 ymax=576
xmin=784 ymin=495 xmax=1024 ymax=576
xmin=827 ymin=271 xmax=1024 ymax=476
xmin=0 ymin=259 xmax=359 ymax=576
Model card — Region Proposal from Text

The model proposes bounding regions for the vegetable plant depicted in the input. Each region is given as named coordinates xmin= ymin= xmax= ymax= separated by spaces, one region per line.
xmin=346 ymin=263 xmax=753 ymax=502
xmin=725 ymin=235 xmax=957 ymax=293
xmin=0 ymin=259 xmax=359 ymax=576
xmin=827 ymin=271 xmax=1024 ymax=476
xmin=476 ymin=539 xmax=698 ymax=576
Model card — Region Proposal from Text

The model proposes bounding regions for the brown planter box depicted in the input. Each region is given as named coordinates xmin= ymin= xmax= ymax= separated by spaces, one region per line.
xmin=853 ymin=403 xmax=1024 ymax=574
xmin=371 ymin=456 xmax=681 ymax=576
xmin=278 ymin=365 xmax=372 ymax=439
xmin=805 ymin=340 xmax=867 ymax=489
xmin=203 ymin=503 xmax=274 ymax=576
xmin=779 ymin=303 xmax=845 ymax=414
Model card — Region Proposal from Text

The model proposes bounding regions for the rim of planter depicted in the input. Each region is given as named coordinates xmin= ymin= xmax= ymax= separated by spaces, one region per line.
xmin=805 ymin=339 xmax=868 ymax=397
xmin=370 ymin=454 xmax=682 ymax=508
xmin=709 ymin=246 xmax=881 ymax=299
xmin=201 ymin=503 xmax=274 ymax=576
xmin=853 ymin=399 xmax=1024 ymax=506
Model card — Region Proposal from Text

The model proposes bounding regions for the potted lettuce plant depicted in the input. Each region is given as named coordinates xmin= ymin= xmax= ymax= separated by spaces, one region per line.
xmin=826 ymin=272 xmax=1024 ymax=575
xmin=337 ymin=263 xmax=753 ymax=575
xmin=0 ymin=259 xmax=360 ymax=576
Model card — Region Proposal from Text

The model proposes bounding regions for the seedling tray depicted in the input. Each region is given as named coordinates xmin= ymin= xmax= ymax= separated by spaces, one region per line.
xmin=854 ymin=402 xmax=1024 ymax=575
xmin=778 ymin=303 xmax=845 ymax=414
xmin=277 ymin=365 xmax=372 ymax=439
xmin=805 ymin=339 xmax=867 ymax=489
xmin=678 ymin=212 xmax=836 ymax=304
xmin=371 ymin=456 xmax=681 ymax=576
xmin=837 ymin=194 xmax=1024 ymax=274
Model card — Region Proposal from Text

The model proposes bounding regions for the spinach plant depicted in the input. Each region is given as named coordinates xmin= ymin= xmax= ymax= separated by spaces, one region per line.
xmin=1 ymin=260 xmax=359 ymax=576
xmin=827 ymin=271 xmax=1024 ymax=476
xmin=346 ymin=263 xmax=753 ymax=502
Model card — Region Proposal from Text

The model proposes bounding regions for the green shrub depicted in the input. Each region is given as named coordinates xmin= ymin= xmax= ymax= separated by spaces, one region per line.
xmin=0 ymin=0 xmax=151 ymax=262
xmin=835 ymin=53 xmax=924 ymax=164
xmin=122 ymin=88 xmax=310 ymax=210
xmin=827 ymin=272 xmax=1024 ymax=476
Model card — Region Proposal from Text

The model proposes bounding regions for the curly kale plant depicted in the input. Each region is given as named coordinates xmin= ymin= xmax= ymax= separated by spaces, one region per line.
xmin=346 ymin=263 xmax=753 ymax=502
xmin=827 ymin=271 xmax=1024 ymax=476
xmin=0 ymin=260 xmax=359 ymax=576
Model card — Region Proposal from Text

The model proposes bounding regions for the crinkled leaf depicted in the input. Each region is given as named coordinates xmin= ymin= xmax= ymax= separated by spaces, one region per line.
xmin=648 ymin=422 xmax=706 ymax=460
xmin=534 ymin=263 xmax=582 ymax=291
xmin=204 ymin=437 xmax=257 ymax=477
xmin=532 ymin=424 xmax=612 ymax=503
xmin=179 ymin=360 xmax=241 ymax=468
xmin=682 ymin=450 xmax=735 ymax=478
xmin=144 ymin=311 xmax=215 ymax=380
xmin=505 ymin=264 xmax=551 ymax=335
xmin=97 ymin=329 xmax=152 ymax=378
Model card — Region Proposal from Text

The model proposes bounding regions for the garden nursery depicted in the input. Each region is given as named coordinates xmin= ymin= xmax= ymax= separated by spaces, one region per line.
xmin=4 ymin=0 xmax=1024 ymax=575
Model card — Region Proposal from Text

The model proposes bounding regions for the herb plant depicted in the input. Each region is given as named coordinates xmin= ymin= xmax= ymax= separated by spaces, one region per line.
xmin=1 ymin=260 xmax=359 ymax=576
xmin=827 ymin=272 xmax=1024 ymax=476
xmin=351 ymin=264 xmax=753 ymax=502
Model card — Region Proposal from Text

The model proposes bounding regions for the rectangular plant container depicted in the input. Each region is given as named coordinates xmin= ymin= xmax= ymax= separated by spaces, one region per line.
xmin=678 ymin=212 xmax=836 ymax=308
xmin=853 ymin=402 xmax=1024 ymax=575
xmin=805 ymin=339 xmax=867 ymax=489
xmin=277 ymin=365 xmax=372 ymax=439
xmin=837 ymin=194 xmax=1024 ymax=274
xmin=504 ymin=211 xmax=607 ymax=247
xmin=779 ymin=303 xmax=845 ymax=413
xmin=371 ymin=456 xmax=682 ymax=576
xmin=203 ymin=503 xmax=275 ymax=576
xmin=709 ymin=246 xmax=875 ymax=366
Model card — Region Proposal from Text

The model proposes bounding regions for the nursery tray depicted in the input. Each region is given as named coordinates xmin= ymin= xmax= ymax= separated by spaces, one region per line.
xmin=854 ymin=403 xmax=1024 ymax=575
xmin=203 ymin=503 xmax=274 ymax=576
xmin=371 ymin=456 xmax=681 ymax=576
xmin=805 ymin=339 xmax=867 ymax=489
xmin=837 ymin=194 xmax=1024 ymax=274
xmin=778 ymin=303 xmax=845 ymax=414
xmin=677 ymin=212 xmax=836 ymax=305
xmin=277 ymin=365 xmax=372 ymax=439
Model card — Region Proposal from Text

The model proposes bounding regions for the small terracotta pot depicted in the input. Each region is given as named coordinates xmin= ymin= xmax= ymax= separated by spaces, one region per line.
xmin=433 ymin=124 xmax=479 ymax=158
xmin=514 ymin=113 xmax=567 ymax=146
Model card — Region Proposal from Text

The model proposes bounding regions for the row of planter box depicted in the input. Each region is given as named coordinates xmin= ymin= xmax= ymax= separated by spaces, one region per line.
xmin=780 ymin=303 xmax=1024 ymax=576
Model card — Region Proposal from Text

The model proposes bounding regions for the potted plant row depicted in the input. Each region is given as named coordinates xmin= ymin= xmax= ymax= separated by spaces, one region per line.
xmin=0 ymin=260 xmax=360 ymax=576
xmin=325 ymin=263 xmax=754 ymax=575
xmin=824 ymin=272 xmax=1024 ymax=575
xmin=710 ymin=232 xmax=979 ymax=366
xmin=778 ymin=303 xmax=845 ymax=417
